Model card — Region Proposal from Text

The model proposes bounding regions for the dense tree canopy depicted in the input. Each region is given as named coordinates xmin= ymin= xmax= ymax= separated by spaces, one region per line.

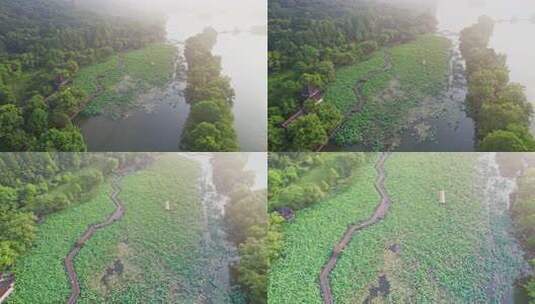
xmin=0 ymin=0 xmax=165 ymax=151
xmin=460 ymin=16 xmax=535 ymax=151
xmin=268 ymin=152 xmax=368 ymax=211
xmin=212 ymin=154 xmax=268 ymax=304
xmin=268 ymin=0 xmax=438 ymax=151
xmin=180 ymin=28 xmax=239 ymax=151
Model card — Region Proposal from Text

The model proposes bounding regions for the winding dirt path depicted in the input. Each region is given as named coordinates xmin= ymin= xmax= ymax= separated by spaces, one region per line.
xmin=317 ymin=51 xmax=392 ymax=151
xmin=319 ymin=152 xmax=391 ymax=304
xmin=64 ymin=174 xmax=126 ymax=304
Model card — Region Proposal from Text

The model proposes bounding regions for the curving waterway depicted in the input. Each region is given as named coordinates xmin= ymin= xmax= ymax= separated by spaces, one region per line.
xmin=77 ymin=0 xmax=266 ymax=151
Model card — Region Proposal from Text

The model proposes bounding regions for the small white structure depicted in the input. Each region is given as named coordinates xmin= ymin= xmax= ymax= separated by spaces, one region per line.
xmin=439 ymin=190 xmax=446 ymax=204
xmin=165 ymin=201 xmax=171 ymax=211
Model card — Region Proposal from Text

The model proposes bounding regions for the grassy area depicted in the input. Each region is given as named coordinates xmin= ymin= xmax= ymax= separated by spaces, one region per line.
xmin=268 ymin=157 xmax=380 ymax=303
xmin=8 ymin=155 xmax=214 ymax=303
xmin=8 ymin=183 xmax=115 ymax=303
xmin=326 ymin=35 xmax=451 ymax=149
xmin=73 ymin=43 xmax=176 ymax=117
xmin=269 ymin=153 xmax=528 ymax=303
xmin=73 ymin=155 xmax=208 ymax=303
xmin=331 ymin=153 xmax=527 ymax=303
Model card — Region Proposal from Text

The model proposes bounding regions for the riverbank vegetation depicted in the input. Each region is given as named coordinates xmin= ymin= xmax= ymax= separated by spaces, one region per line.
xmin=3 ymin=153 xmax=269 ymax=303
xmin=497 ymin=153 xmax=535 ymax=302
xmin=460 ymin=17 xmax=535 ymax=151
xmin=212 ymin=154 xmax=268 ymax=303
xmin=268 ymin=0 xmax=438 ymax=151
xmin=180 ymin=28 xmax=239 ymax=151
xmin=0 ymin=0 xmax=165 ymax=151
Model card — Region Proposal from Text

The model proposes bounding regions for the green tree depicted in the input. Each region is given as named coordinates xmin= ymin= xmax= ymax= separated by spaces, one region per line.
xmin=0 ymin=185 xmax=18 ymax=211
xmin=188 ymin=122 xmax=222 ymax=151
xmin=288 ymin=114 xmax=327 ymax=151
xmin=26 ymin=108 xmax=48 ymax=135
xmin=37 ymin=127 xmax=86 ymax=152
xmin=238 ymin=237 xmax=268 ymax=304
xmin=189 ymin=100 xmax=223 ymax=124
xmin=478 ymin=102 xmax=529 ymax=139
xmin=479 ymin=130 xmax=528 ymax=152
xmin=0 ymin=83 xmax=15 ymax=104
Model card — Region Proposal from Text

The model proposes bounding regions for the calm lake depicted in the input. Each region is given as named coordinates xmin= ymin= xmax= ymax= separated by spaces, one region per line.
xmin=77 ymin=0 xmax=266 ymax=151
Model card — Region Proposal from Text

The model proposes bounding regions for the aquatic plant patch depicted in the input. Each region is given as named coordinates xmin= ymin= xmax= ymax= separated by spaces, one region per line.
xmin=73 ymin=43 xmax=177 ymax=117
xmin=268 ymin=157 xmax=380 ymax=304
xmin=8 ymin=183 xmax=115 ymax=304
xmin=325 ymin=35 xmax=450 ymax=149
xmin=73 ymin=155 xmax=212 ymax=303
xmin=331 ymin=153 xmax=528 ymax=303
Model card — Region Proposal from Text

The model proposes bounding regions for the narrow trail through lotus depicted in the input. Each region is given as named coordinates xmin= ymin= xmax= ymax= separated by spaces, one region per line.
xmin=317 ymin=51 xmax=392 ymax=151
xmin=64 ymin=174 xmax=126 ymax=304
xmin=319 ymin=152 xmax=391 ymax=304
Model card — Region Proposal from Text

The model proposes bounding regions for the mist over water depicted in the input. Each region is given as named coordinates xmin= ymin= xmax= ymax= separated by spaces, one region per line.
xmin=436 ymin=0 xmax=535 ymax=130
xmin=166 ymin=0 xmax=267 ymax=151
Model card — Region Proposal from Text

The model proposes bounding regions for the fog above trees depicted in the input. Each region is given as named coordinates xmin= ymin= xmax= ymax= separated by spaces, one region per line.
xmin=76 ymin=0 xmax=266 ymax=26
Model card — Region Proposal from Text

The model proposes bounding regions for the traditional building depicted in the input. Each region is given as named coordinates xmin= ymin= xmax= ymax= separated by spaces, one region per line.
xmin=302 ymin=85 xmax=324 ymax=104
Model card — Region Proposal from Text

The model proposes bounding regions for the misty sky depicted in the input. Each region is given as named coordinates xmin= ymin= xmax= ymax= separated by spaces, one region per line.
xmin=99 ymin=0 xmax=266 ymax=28
xmin=436 ymin=0 xmax=535 ymax=32
xmin=246 ymin=153 xmax=267 ymax=190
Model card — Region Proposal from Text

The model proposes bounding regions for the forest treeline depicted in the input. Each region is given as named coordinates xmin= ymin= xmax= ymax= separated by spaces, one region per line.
xmin=497 ymin=153 xmax=535 ymax=301
xmin=180 ymin=28 xmax=239 ymax=152
xmin=0 ymin=153 xmax=153 ymax=272
xmin=212 ymin=154 xmax=269 ymax=304
xmin=268 ymin=152 xmax=370 ymax=211
xmin=0 ymin=0 xmax=164 ymax=151
xmin=460 ymin=17 xmax=535 ymax=151
xmin=268 ymin=0 xmax=437 ymax=151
